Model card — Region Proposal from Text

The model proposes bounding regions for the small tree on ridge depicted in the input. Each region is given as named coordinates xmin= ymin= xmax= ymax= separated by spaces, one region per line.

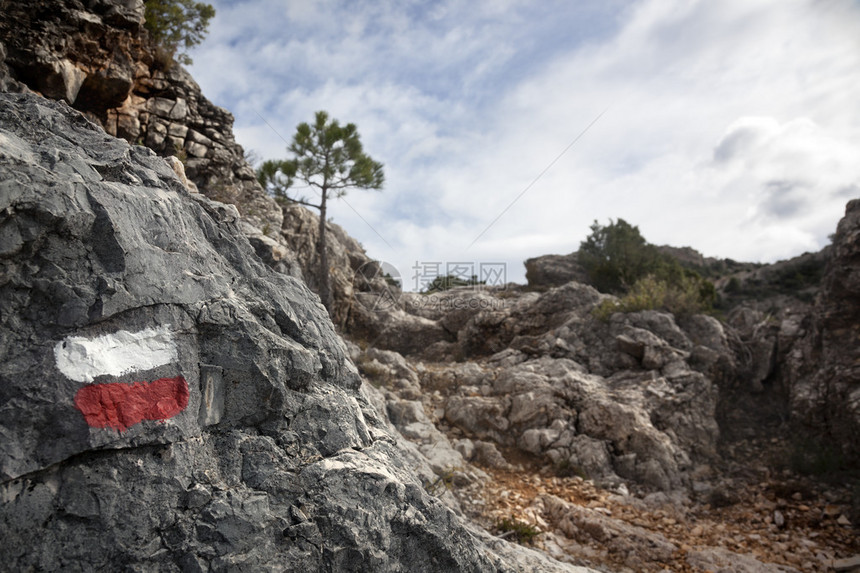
xmin=257 ymin=111 xmax=384 ymax=314
xmin=143 ymin=0 xmax=215 ymax=65
xmin=578 ymin=218 xmax=661 ymax=294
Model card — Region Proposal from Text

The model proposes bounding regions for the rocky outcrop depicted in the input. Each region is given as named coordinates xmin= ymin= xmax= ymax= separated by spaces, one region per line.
xmin=347 ymin=280 xmax=859 ymax=571
xmin=0 ymin=0 xmax=145 ymax=108
xmin=524 ymin=246 xmax=760 ymax=292
xmin=352 ymin=279 xmax=727 ymax=493
xmin=525 ymin=252 xmax=587 ymax=288
xmin=715 ymin=250 xmax=827 ymax=312
xmin=0 ymin=93 xmax=595 ymax=572
xmin=278 ymin=203 xmax=396 ymax=329
xmin=790 ymin=200 xmax=860 ymax=462
xmin=0 ymin=0 xmax=285 ymax=245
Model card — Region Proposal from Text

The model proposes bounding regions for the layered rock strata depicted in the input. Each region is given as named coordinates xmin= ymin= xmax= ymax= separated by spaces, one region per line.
xmin=0 ymin=0 xmax=287 ymax=252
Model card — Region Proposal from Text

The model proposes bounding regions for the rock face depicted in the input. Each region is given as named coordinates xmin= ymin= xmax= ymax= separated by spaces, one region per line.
xmin=790 ymin=200 xmax=860 ymax=462
xmin=353 ymin=278 xmax=726 ymax=492
xmin=0 ymin=0 xmax=145 ymax=107
xmin=0 ymin=0 xmax=286 ymax=247
xmin=279 ymin=203 xmax=394 ymax=330
xmin=525 ymin=253 xmax=587 ymax=288
xmin=0 ymin=93 xmax=593 ymax=572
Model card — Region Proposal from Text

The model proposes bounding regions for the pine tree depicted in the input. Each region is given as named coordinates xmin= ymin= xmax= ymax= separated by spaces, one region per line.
xmin=258 ymin=111 xmax=384 ymax=314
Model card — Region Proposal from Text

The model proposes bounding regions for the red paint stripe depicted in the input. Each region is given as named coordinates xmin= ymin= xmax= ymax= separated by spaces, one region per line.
xmin=74 ymin=376 xmax=189 ymax=432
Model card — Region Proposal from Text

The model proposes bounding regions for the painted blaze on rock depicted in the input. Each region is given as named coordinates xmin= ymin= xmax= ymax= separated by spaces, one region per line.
xmin=54 ymin=325 xmax=189 ymax=431
xmin=74 ymin=376 xmax=189 ymax=432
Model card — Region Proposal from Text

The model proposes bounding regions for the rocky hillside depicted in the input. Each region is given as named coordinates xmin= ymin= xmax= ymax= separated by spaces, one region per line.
xmin=525 ymin=242 xmax=824 ymax=311
xmin=0 ymin=92 xmax=593 ymax=572
xmin=791 ymin=199 xmax=860 ymax=462
xmin=335 ymin=214 xmax=860 ymax=570
xmin=1 ymin=1 xmax=858 ymax=571
xmin=0 ymin=0 xmax=296 ymax=271
xmin=0 ymin=0 xmax=400 ymax=330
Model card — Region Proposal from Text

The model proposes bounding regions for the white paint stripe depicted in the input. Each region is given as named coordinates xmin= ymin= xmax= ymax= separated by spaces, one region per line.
xmin=54 ymin=325 xmax=178 ymax=383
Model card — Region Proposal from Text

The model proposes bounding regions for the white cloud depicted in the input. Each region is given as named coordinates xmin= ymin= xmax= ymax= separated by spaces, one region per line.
xmin=704 ymin=115 xmax=860 ymax=257
xmin=190 ymin=0 xmax=860 ymax=287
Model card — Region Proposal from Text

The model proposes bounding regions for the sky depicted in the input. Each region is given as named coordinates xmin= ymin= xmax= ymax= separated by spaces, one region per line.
xmin=188 ymin=0 xmax=860 ymax=289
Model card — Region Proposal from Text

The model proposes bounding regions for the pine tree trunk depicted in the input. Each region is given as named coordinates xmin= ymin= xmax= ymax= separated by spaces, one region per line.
xmin=317 ymin=190 xmax=333 ymax=315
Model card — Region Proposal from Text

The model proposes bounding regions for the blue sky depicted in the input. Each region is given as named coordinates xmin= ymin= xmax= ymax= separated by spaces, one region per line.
xmin=189 ymin=0 xmax=860 ymax=288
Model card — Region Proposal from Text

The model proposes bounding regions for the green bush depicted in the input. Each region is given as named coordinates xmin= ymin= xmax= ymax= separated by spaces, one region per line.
xmin=579 ymin=218 xmax=661 ymax=294
xmin=355 ymin=356 xmax=390 ymax=388
xmin=495 ymin=517 xmax=540 ymax=544
xmin=593 ymin=273 xmax=715 ymax=320
xmin=580 ymin=219 xmax=715 ymax=318
xmin=724 ymin=276 xmax=742 ymax=294
xmin=144 ymin=0 xmax=215 ymax=66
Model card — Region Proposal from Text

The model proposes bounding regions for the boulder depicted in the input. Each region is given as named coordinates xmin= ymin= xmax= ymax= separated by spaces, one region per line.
xmin=524 ymin=252 xmax=588 ymax=288
xmin=35 ymin=58 xmax=87 ymax=103
xmin=436 ymin=353 xmax=714 ymax=490
xmin=75 ymin=58 xmax=134 ymax=108
xmin=455 ymin=283 xmax=602 ymax=359
xmin=402 ymin=288 xmax=503 ymax=335
xmin=356 ymin=301 xmax=451 ymax=357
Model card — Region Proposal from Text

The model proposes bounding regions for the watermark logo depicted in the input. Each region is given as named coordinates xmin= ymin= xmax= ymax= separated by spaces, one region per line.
xmin=411 ymin=261 xmax=507 ymax=292
xmin=402 ymin=293 xmax=509 ymax=313
xmin=352 ymin=260 xmax=402 ymax=311
xmin=353 ymin=260 xmax=509 ymax=312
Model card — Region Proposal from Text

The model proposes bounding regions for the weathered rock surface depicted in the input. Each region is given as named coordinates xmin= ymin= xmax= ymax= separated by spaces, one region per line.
xmin=0 ymin=0 xmax=288 ymax=261
xmin=0 ymin=93 xmax=594 ymax=572
xmin=525 ymin=252 xmax=587 ymax=288
xmin=789 ymin=200 xmax=860 ymax=462
xmin=352 ymin=280 xmax=724 ymax=493
xmin=279 ymin=203 xmax=397 ymax=329
xmin=0 ymin=0 xmax=145 ymax=109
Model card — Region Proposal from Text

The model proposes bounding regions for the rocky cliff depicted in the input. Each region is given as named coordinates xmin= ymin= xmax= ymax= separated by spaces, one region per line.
xmin=521 ymin=229 xmax=850 ymax=458
xmin=789 ymin=200 xmax=860 ymax=463
xmin=0 ymin=92 xmax=591 ymax=572
xmin=0 ymin=0 xmax=292 ymax=265
xmin=349 ymin=279 xmax=726 ymax=493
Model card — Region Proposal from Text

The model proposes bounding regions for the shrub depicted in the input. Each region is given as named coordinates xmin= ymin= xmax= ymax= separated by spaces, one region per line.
xmin=172 ymin=141 xmax=187 ymax=164
xmin=355 ymin=356 xmax=390 ymax=388
xmin=579 ymin=219 xmax=661 ymax=294
xmin=580 ymin=218 xmax=715 ymax=318
xmin=423 ymin=467 xmax=458 ymax=496
xmin=724 ymin=276 xmax=742 ymax=294
xmin=593 ymin=273 xmax=715 ymax=320
xmin=495 ymin=517 xmax=540 ymax=544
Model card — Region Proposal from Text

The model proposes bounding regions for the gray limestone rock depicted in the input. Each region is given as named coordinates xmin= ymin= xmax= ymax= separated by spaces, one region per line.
xmin=686 ymin=547 xmax=801 ymax=572
xmin=436 ymin=351 xmax=710 ymax=490
xmin=524 ymin=252 xmax=588 ymax=288
xmin=789 ymin=198 xmax=860 ymax=462
xmin=0 ymin=0 xmax=285 ymax=247
xmin=0 ymin=93 xmax=589 ymax=573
